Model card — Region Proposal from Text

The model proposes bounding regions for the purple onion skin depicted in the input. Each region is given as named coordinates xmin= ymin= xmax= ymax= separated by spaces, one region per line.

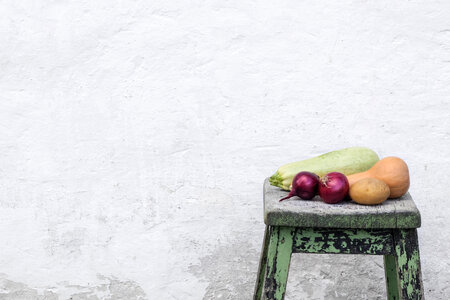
xmin=319 ymin=172 xmax=349 ymax=204
xmin=279 ymin=171 xmax=319 ymax=202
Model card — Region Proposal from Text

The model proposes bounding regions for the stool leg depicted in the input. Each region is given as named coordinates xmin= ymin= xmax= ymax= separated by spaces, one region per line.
xmin=254 ymin=225 xmax=271 ymax=300
xmin=263 ymin=226 xmax=294 ymax=300
xmin=393 ymin=229 xmax=424 ymax=300
xmin=384 ymin=254 xmax=400 ymax=300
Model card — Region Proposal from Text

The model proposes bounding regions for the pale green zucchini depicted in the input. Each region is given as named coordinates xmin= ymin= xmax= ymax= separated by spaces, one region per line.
xmin=269 ymin=147 xmax=379 ymax=190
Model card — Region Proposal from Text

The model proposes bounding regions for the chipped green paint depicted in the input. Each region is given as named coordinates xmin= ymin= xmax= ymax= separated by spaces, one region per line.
xmin=393 ymin=229 xmax=424 ymax=299
xmin=263 ymin=227 xmax=294 ymax=300
xmin=395 ymin=213 xmax=421 ymax=229
xmin=255 ymin=226 xmax=424 ymax=299
xmin=384 ymin=254 xmax=400 ymax=300
xmin=293 ymin=228 xmax=394 ymax=255
xmin=254 ymin=226 xmax=270 ymax=300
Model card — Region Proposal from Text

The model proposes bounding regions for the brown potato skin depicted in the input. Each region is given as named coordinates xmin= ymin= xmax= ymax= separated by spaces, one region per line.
xmin=349 ymin=178 xmax=390 ymax=205
xmin=347 ymin=157 xmax=409 ymax=198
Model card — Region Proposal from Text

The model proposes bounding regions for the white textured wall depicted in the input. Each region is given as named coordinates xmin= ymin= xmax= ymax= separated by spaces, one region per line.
xmin=1 ymin=1 xmax=449 ymax=299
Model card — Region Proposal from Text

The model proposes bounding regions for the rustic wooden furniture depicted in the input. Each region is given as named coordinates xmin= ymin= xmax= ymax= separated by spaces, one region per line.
xmin=254 ymin=179 xmax=424 ymax=300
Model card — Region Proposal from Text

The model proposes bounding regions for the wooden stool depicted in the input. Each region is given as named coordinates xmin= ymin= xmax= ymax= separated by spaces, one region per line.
xmin=254 ymin=179 xmax=424 ymax=300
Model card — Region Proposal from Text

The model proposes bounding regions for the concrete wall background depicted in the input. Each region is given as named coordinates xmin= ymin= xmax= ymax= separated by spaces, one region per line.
xmin=1 ymin=1 xmax=449 ymax=299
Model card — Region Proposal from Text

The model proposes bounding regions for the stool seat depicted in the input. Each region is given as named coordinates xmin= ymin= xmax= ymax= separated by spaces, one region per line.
xmin=263 ymin=178 xmax=421 ymax=229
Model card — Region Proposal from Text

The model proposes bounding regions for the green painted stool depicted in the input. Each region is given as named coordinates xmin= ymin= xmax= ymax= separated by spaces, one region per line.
xmin=254 ymin=179 xmax=424 ymax=300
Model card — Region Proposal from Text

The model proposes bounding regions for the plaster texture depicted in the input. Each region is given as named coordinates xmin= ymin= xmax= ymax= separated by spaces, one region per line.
xmin=1 ymin=1 xmax=450 ymax=299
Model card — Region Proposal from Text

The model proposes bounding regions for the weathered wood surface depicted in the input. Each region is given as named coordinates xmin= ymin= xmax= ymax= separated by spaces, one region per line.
xmin=263 ymin=178 xmax=421 ymax=228
xmin=262 ymin=227 xmax=294 ymax=300
xmin=254 ymin=226 xmax=424 ymax=300
xmin=254 ymin=226 xmax=270 ymax=300
xmin=292 ymin=227 xmax=394 ymax=255
xmin=384 ymin=254 xmax=401 ymax=300
xmin=393 ymin=229 xmax=424 ymax=299
xmin=254 ymin=226 xmax=395 ymax=300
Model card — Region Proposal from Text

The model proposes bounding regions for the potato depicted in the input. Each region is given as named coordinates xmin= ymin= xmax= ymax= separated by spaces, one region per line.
xmin=349 ymin=178 xmax=390 ymax=205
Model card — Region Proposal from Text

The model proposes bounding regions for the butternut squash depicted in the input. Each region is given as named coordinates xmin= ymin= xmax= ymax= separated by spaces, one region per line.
xmin=349 ymin=178 xmax=390 ymax=205
xmin=346 ymin=157 xmax=409 ymax=198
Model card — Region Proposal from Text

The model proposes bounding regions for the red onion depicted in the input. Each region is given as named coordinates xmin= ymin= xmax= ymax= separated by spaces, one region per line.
xmin=279 ymin=171 xmax=319 ymax=201
xmin=319 ymin=172 xmax=349 ymax=204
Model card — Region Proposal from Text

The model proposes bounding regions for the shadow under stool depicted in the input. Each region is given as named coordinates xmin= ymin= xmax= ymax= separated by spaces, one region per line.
xmin=254 ymin=179 xmax=424 ymax=300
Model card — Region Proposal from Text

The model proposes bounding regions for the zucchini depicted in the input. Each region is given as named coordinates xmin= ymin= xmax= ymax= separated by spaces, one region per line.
xmin=269 ymin=147 xmax=379 ymax=190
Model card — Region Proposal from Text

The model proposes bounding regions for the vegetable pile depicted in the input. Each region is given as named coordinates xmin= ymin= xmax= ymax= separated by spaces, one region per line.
xmin=271 ymin=147 xmax=410 ymax=205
